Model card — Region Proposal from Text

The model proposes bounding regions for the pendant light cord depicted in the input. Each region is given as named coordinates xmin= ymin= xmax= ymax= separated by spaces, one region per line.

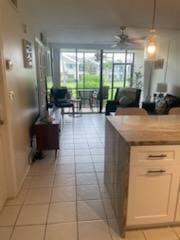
xmin=152 ymin=0 xmax=157 ymax=29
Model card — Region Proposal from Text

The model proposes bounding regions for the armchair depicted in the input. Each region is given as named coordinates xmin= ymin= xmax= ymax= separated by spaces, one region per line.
xmin=92 ymin=86 xmax=109 ymax=110
xmin=105 ymin=88 xmax=141 ymax=115
xmin=50 ymin=87 xmax=74 ymax=116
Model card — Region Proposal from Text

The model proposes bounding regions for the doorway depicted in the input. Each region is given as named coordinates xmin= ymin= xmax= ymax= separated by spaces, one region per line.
xmin=60 ymin=49 xmax=101 ymax=113
xmin=59 ymin=49 xmax=136 ymax=113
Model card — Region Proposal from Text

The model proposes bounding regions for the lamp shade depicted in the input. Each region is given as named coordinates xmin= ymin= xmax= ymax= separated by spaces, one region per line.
xmin=156 ymin=83 xmax=167 ymax=93
xmin=144 ymin=30 xmax=159 ymax=61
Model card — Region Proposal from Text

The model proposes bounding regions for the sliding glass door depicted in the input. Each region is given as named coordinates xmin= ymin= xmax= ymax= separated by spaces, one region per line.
xmin=60 ymin=49 xmax=101 ymax=112
xmin=60 ymin=49 xmax=136 ymax=113
xmin=103 ymin=51 xmax=134 ymax=100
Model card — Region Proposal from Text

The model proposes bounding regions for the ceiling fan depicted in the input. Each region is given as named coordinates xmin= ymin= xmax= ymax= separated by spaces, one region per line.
xmin=112 ymin=26 xmax=146 ymax=48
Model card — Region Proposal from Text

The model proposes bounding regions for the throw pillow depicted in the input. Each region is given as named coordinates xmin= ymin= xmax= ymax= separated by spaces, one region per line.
xmin=119 ymin=96 xmax=134 ymax=107
xmin=155 ymin=98 xmax=168 ymax=114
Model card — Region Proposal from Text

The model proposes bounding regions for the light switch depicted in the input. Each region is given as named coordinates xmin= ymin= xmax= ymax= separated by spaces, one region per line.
xmin=5 ymin=59 xmax=13 ymax=70
xmin=9 ymin=91 xmax=15 ymax=100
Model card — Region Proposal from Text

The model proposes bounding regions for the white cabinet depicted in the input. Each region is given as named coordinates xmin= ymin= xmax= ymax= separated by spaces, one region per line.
xmin=175 ymin=192 xmax=180 ymax=222
xmin=127 ymin=147 xmax=180 ymax=227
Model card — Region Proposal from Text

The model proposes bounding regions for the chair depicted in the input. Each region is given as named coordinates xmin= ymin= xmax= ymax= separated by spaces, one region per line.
xmin=105 ymin=88 xmax=141 ymax=115
xmin=92 ymin=86 xmax=109 ymax=109
xmin=50 ymin=87 xmax=74 ymax=116
xmin=115 ymin=107 xmax=148 ymax=116
xmin=78 ymin=89 xmax=94 ymax=110
xmin=168 ymin=107 xmax=180 ymax=115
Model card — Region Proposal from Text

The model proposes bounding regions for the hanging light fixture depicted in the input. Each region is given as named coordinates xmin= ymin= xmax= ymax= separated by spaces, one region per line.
xmin=144 ymin=0 xmax=159 ymax=61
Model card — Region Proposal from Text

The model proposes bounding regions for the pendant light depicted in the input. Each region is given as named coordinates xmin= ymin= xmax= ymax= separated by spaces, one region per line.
xmin=144 ymin=0 xmax=159 ymax=61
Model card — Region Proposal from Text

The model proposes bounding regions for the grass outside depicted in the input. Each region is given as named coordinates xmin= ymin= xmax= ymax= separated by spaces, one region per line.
xmin=46 ymin=74 xmax=131 ymax=99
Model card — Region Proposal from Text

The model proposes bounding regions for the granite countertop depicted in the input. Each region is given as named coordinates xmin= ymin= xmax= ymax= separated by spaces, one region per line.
xmin=107 ymin=115 xmax=180 ymax=146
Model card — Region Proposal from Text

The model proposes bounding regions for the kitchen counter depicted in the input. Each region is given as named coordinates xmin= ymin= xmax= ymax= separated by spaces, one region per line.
xmin=107 ymin=115 xmax=180 ymax=146
xmin=104 ymin=115 xmax=180 ymax=238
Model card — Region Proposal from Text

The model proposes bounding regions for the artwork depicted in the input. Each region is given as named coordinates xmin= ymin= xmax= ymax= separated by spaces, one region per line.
xmin=22 ymin=39 xmax=33 ymax=68
xmin=154 ymin=59 xmax=164 ymax=69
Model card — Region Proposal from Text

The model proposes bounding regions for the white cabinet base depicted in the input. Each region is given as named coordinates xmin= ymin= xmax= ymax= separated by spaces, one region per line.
xmin=127 ymin=149 xmax=180 ymax=227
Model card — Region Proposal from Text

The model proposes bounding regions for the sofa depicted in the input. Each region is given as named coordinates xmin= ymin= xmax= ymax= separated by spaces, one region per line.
xmin=105 ymin=88 xmax=141 ymax=115
xmin=154 ymin=94 xmax=180 ymax=114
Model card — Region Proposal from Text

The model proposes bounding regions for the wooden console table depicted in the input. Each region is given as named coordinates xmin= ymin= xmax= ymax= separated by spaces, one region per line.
xmin=33 ymin=118 xmax=60 ymax=159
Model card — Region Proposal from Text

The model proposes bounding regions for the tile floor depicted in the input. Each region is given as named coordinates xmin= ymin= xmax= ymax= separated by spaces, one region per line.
xmin=1 ymin=114 xmax=180 ymax=239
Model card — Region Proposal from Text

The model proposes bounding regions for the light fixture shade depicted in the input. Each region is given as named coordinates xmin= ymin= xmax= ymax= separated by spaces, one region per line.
xmin=156 ymin=82 xmax=167 ymax=93
xmin=144 ymin=29 xmax=159 ymax=61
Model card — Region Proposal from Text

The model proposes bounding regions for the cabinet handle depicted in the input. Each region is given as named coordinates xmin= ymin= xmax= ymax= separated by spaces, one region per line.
xmin=148 ymin=154 xmax=167 ymax=158
xmin=147 ymin=169 xmax=166 ymax=174
xmin=0 ymin=119 xmax=4 ymax=125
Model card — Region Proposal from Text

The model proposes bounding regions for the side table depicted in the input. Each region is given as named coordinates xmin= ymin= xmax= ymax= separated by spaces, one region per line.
xmin=33 ymin=118 xmax=60 ymax=159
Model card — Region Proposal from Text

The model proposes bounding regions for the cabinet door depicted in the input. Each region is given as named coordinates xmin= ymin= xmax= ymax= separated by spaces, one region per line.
xmin=127 ymin=166 xmax=179 ymax=226
xmin=175 ymin=192 xmax=180 ymax=222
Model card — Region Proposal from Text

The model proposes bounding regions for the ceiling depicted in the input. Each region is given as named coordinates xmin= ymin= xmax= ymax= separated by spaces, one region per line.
xmin=18 ymin=0 xmax=180 ymax=44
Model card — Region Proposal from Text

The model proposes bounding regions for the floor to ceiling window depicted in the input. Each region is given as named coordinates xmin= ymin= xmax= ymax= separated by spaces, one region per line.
xmin=103 ymin=51 xmax=134 ymax=99
xmin=59 ymin=49 xmax=142 ymax=113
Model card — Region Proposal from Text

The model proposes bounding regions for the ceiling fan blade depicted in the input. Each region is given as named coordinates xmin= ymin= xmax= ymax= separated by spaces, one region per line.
xmin=112 ymin=43 xmax=118 ymax=48
xmin=114 ymin=35 xmax=121 ymax=40
xmin=128 ymin=36 xmax=146 ymax=42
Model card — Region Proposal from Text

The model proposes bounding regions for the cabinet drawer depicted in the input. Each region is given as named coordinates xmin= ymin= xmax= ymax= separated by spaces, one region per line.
xmin=130 ymin=146 xmax=180 ymax=166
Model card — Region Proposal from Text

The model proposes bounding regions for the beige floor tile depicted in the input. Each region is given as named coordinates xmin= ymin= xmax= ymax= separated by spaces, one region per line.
xmin=30 ymin=176 xmax=54 ymax=188
xmin=75 ymin=163 xmax=94 ymax=173
xmin=75 ymin=149 xmax=90 ymax=156
xmin=99 ymin=185 xmax=110 ymax=199
xmin=103 ymin=199 xmax=115 ymax=219
xmin=144 ymin=227 xmax=178 ymax=240
xmin=76 ymin=173 xmax=98 ymax=185
xmin=173 ymin=226 xmax=180 ymax=236
xmin=6 ymin=190 xmax=28 ymax=206
xmin=75 ymin=156 xmax=92 ymax=163
xmin=45 ymin=222 xmax=77 ymax=240
xmin=78 ymin=220 xmax=111 ymax=240
xmin=92 ymin=155 xmax=104 ymax=163
xmin=0 ymin=227 xmax=13 ymax=240
xmin=87 ymin=139 xmax=101 ymax=143
xmin=21 ymin=177 xmax=32 ymax=189
xmin=57 ymin=156 xmax=75 ymax=164
xmin=77 ymin=200 xmax=106 ymax=221
xmin=11 ymin=225 xmax=45 ymax=240
xmin=60 ymin=150 xmax=75 ymax=157
xmin=54 ymin=174 xmax=75 ymax=186
xmin=96 ymin=173 xmax=104 ymax=185
xmin=56 ymin=164 xmax=75 ymax=174
xmin=60 ymin=143 xmax=74 ymax=150
xmin=0 ymin=206 xmax=20 ymax=226
xmin=29 ymin=162 xmax=56 ymax=175
xmin=90 ymin=149 xmax=104 ymax=155
xmin=24 ymin=188 xmax=52 ymax=204
xmin=51 ymin=186 xmax=76 ymax=202
xmin=74 ymin=146 xmax=89 ymax=150
xmin=16 ymin=205 xmax=48 ymax=225
xmin=108 ymin=219 xmax=145 ymax=240
xmin=48 ymin=202 xmax=76 ymax=223
xmin=94 ymin=163 xmax=104 ymax=172
xmin=77 ymin=185 xmax=101 ymax=200
xmin=88 ymin=142 xmax=103 ymax=148
xmin=74 ymin=139 xmax=87 ymax=144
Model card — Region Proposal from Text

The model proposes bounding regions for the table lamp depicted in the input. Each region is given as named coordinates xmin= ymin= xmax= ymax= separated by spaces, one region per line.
xmin=156 ymin=82 xmax=167 ymax=97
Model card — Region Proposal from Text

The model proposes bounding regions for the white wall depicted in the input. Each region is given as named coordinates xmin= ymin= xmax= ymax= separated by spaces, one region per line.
xmin=0 ymin=0 xmax=38 ymax=196
xmin=150 ymin=30 xmax=180 ymax=97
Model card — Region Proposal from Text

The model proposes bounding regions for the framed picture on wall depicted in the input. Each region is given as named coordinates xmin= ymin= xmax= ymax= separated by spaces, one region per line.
xmin=22 ymin=39 xmax=33 ymax=68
